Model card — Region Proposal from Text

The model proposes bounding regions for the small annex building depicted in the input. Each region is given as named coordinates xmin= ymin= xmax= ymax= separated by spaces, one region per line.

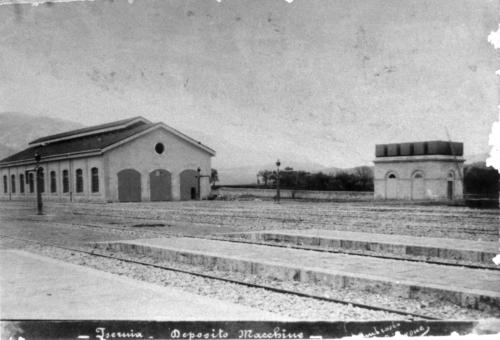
xmin=373 ymin=141 xmax=464 ymax=201
xmin=0 ymin=116 xmax=215 ymax=202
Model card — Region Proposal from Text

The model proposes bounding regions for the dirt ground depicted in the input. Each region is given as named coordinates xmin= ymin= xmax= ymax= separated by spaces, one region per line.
xmin=1 ymin=199 xmax=497 ymax=242
xmin=0 ymin=199 xmax=499 ymax=321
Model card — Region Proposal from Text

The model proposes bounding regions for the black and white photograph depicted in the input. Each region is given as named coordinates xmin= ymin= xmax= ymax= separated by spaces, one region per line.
xmin=0 ymin=0 xmax=499 ymax=338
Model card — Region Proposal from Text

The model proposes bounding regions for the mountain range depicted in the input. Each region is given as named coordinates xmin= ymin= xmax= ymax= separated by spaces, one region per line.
xmin=0 ymin=113 xmax=491 ymax=185
xmin=0 ymin=112 xmax=84 ymax=159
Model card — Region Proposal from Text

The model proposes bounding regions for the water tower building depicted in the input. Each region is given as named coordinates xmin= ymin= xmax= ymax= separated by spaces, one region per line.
xmin=373 ymin=141 xmax=464 ymax=201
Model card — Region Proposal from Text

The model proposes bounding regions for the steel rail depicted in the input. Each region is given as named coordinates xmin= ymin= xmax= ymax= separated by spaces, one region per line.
xmin=0 ymin=234 xmax=441 ymax=321
xmin=202 ymin=235 xmax=500 ymax=271
xmin=68 ymin=209 xmax=499 ymax=237
xmin=9 ymin=217 xmax=498 ymax=271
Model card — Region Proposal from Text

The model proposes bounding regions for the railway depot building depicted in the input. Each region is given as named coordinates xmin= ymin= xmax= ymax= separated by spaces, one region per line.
xmin=374 ymin=141 xmax=464 ymax=201
xmin=0 ymin=117 xmax=215 ymax=202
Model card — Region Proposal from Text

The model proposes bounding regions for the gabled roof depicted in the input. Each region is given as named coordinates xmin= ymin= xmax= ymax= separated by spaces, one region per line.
xmin=0 ymin=117 xmax=215 ymax=166
xmin=29 ymin=116 xmax=150 ymax=146
xmin=101 ymin=122 xmax=216 ymax=156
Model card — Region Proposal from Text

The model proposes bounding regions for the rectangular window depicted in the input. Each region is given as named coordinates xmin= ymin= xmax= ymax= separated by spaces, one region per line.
xmin=76 ymin=169 xmax=83 ymax=193
xmin=11 ymin=174 xmax=16 ymax=193
xmin=29 ymin=173 xmax=34 ymax=193
xmin=63 ymin=170 xmax=69 ymax=193
xmin=50 ymin=171 xmax=57 ymax=193
xmin=91 ymin=168 xmax=99 ymax=193
xmin=409 ymin=143 xmax=415 ymax=155
xmin=19 ymin=174 xmax=25 ymax=193
xmin=3 ymin=175 xmax=7 ymax=193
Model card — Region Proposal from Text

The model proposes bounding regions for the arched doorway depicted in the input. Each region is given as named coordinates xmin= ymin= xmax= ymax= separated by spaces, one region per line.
xmin=447 ymin=171 xmax=455 ymax=200
xmin=180 ymin=169 xmax=198 ymax=200
xmin=149 ymin=169 xmax=172 ymax=201
xmin=117 ymin=169 xmax=141 ymax=202
xmin=411 ymin=171 xmax=425 ymax=200
xmin=385 ymin=172 xmax=398 ymax=199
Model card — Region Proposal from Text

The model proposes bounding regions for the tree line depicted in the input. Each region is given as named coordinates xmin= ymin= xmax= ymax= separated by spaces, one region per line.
xmin=253 ymin=162 xmax=499 ymax=194
xmin=463 ymin=162 xmax=499 ymax=197
xmin=213 ymin=163 xmax=498 ymax=196
xmin=256 ymin=166 xmax=374 ymax=192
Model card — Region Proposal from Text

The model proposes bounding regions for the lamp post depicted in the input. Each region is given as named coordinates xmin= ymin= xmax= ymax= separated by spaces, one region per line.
xmin=34 ymin=152 xmax=43 ymax=215
xmin=276 ymin=159 xmax=281 ymax=203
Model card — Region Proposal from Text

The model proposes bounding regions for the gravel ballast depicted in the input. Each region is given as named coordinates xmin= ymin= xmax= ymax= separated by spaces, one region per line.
xmin=2 ymin=238 xmax=499 ymax=321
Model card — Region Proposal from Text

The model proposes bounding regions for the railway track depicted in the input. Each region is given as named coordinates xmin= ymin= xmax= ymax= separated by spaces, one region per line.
xmin=205 ymin=235 xmax=500 ymax=271
xmin=0 ymin=233 xmax=441 ymax=321
xmin=67 ymin=209 xmax=499 ymax=239
xmin=7 ymin=200 xmax=490 ymax=239
xmin=6 ymin=216 xmax=499 ymax=271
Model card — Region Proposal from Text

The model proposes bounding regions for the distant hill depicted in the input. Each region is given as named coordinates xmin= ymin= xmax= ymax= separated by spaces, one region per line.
xmin=217 ymin=161 xmax=329 ymax=185
xmin=0 ymin=144 xmax=15 ymax=160
xmin=321 ymin=166 xmax=352 ymax=175
xmin=0 ymin=112 xmax=84 ymax=160
xmin=216 ymin=152 xmax=490 ymax=185
xmin=464 ymin=153 xmax=489 ymax=164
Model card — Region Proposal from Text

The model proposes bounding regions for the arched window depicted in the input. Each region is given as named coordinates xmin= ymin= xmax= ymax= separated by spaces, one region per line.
xmin=387 ymin=172 xmax=397 ymax=179
xmin=28 ymin=173 xmax=34 ymax=193
xmin=412 ymin=171 xmax=424 ymax=179
xmin=3 ymin=175 xmax=7 ymax=193
xmin=447 ymin=170 xmax=455 ymax=200
xmin=37 ymin=168 xmax=45 ymax=193
xmin=91 ymin=167 xmax=99 ymax=193
xmin=11 ymin=174 xmax=16 ymax=193
xmin=62 ymin=170 xmax=69 ymax=193
xmin=50 ymin=171 xmax=57 ymax=193
xmin=447 ymin=171 xmax=455 ymax=180
xmin=76 ymin=169 xmax=83 ymax=193
xmin=19 ymin=174 xmax=24 ymax=193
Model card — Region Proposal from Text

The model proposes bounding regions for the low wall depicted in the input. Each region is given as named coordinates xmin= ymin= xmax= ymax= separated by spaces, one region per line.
xmin=215 ymin=187 xmax=374 ymax=201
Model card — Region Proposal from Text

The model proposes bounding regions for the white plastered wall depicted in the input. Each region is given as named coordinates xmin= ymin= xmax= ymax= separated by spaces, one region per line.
xmin=104 ymin=127 xmax=212 ymax=202
xmin=0 ymin=156 xmax=106 ymax=202
xmin=374 ymin=158 xmax=464 ymax=200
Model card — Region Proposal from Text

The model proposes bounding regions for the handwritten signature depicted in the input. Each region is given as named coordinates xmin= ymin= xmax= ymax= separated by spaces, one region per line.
xmin=355 ymin=323 xmax=431 ymax=338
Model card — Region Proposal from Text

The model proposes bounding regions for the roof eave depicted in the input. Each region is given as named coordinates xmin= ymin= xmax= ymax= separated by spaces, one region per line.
xmin=373 ymin=155 xmax=466 ymax=163
xmin=0 ymin=149 xmax=103 ymax=168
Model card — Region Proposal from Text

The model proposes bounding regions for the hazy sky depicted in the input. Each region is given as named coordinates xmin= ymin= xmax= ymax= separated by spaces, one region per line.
xmin=0 ymin=0 xmax=498 ymax=169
